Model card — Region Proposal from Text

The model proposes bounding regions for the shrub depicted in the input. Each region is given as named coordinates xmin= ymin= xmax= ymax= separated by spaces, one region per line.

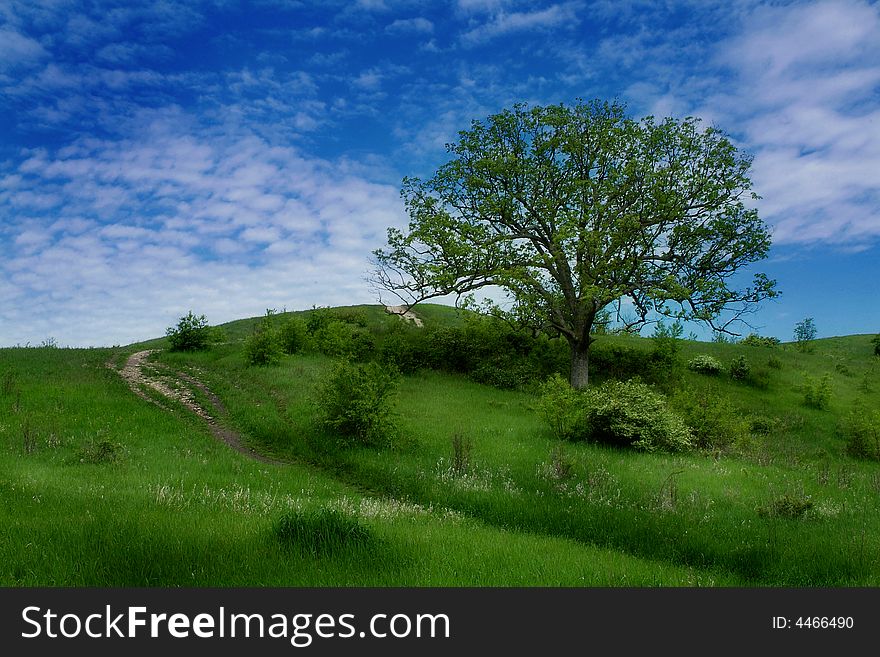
xmin=75 ymin=438 xmax=123 ymax=464
xmin=872 ymin=334 xmax=880 ymax=357
xmin=747 ymin=366 xmax=771 ymax=389
xmin=314 ymin=321 xmax=374 ymax=360
xmin=794 ymin=317 xmax=817 ymax=352
xmin=687 ymin=354 xmax=723 ymax=375
xmin=273 ymin=508 xmax=374 ymax=556
xmin=748 ymin=415 xmax=779 ymax=435
xmin=740 ymin=333 xmax=781 ymax=348
xmin=537 ymin=374 xmax=582 ymax=441
xmin=305 ymin=306 xmax=334 ymax=335
xmin=767 ymin=355 xmax=783 ymax=370
xmin=245 ymin=312 xmax=283 ymax=366
xmin=333 ymin=308 xmax=369 ymax=327
xmin=590 ymin=342 xmax=651 ymax=380
xmin=729 ymin=355 xmax=751 ymax=381
xmin=377 ymin=326 xmax=427 ymax=374
xmin=801 ymin=373 xmax=832 ymax=409
xmin=538 ymin=375 xmax=692 ymax=452
xmin=671 ymin=386 xmax=747 ymax=450
xmin=758 ymin=493 xmax=813 ymax=519
xmin=166 ymin=311 xmax=216 ymax=352
xmin=315 ymin=360 xmax=398 ymax=446
xmin=839 ymin=405 xmax=880 ymax=461
xmin=278 ymin=318 xmax=309 ymax=355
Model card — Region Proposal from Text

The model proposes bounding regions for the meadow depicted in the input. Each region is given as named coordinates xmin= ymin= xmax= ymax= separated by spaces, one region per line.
xmin=2 ymin=305 xmax=879 ymax=586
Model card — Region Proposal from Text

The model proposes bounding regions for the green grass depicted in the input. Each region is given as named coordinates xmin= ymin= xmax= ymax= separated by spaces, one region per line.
xmin=3 ymin=308 xmax=880 ymax=586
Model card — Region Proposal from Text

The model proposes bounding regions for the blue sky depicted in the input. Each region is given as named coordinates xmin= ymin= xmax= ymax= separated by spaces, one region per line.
xmin=1 ymin=0 xmax=878 ymax=347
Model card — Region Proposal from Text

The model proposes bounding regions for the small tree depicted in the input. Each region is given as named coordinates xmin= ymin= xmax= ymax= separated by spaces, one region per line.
xmin=315 ymin=361 xmax=398 ymax=446
xmin=245 ymin=310 xmax=283 ymax=366
xmin=872 ymin=334 xmax=880 ymax=357
xmin=793 ymin=317 xmax=817 ymax=352
xmin=166 ymin=311 xmax=215 ymax=352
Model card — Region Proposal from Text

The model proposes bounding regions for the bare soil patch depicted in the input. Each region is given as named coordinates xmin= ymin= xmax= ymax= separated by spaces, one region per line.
xmin=117 ymin=350 xmax=281 ymax=464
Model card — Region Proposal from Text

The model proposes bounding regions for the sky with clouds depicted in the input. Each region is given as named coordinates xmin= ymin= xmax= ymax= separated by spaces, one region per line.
xmin=1 ymin=0 xmax=878 ymax=346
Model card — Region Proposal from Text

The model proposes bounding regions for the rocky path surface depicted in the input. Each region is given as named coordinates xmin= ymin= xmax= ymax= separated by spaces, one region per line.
xmin=117 ymin=350 xmax=281 ymax=464
xmin=384 ymin=305 xmax=423 ymax=327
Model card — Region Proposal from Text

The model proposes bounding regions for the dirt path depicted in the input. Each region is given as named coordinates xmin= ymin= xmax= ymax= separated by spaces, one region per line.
xmin=384 ymin=305 xmax=423 ymax=327
xmin=117 ymin=350 xmax=281 ymax=464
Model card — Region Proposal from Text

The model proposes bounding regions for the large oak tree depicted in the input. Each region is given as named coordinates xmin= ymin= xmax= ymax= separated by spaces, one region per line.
xmin=372 ymin=100 xmax=777 ymax=387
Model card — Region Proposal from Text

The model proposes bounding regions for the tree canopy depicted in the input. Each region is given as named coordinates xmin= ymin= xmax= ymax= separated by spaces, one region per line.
xmin=372 ymin=99 xmax=778 ymax=387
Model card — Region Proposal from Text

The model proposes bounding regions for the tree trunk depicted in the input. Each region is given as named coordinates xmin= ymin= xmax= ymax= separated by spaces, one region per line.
xmin=570 ymin=343 xmax=590 ymax=389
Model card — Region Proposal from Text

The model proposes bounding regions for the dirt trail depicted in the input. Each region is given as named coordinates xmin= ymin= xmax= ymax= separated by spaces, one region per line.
xmin=384 ymin=305 xmax=423 ymax=327
xmin=117 ymin=350 xmax=281 ymax=464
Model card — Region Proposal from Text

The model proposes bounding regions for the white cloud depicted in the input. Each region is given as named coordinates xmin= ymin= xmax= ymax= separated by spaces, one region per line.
xmin=0 ymin=114 xmax=407 ymax=347
xmin=461 ymin=2 xmax=581 ymax=45
xmin=713 ymin=0 xmax=880 ymax=246
xmin=386 ymin=17 xmax=434 ymax=34
xmin=0 ymin=27 xmax=48 ymax=70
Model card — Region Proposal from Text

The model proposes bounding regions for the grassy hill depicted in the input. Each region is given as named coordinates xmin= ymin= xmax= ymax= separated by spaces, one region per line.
xmin=2 ymin=304 xmax=879 ymax=586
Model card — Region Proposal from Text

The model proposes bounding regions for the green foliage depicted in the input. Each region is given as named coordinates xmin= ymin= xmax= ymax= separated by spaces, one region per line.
xmin=377 ymin=326 xmax=426 ymax=374
xmin=537 ymin=375 xmax=692 ymax=452
xmin=767 ymin=355 xmax=783 ymax=370
xmin=872 ymin=334 xmax=880 ymax=357
xmin=839 ymin=405 xmax=880 ymax=461
xmin=278 ymin=318 xmax=309 ymax=355
xmin=747 ymin=367 xmax=771 ymax=390
xmin=794 ymin=317 xmax=817 ymax=352
xmin=590 ymin=342 xmax=650 ymax=380
xmin=74 ymin=438 xmax=123 ymax=465
xmin=740 ymin=333 xmax=780 ymax=348
xmin=273 ymin=509 xmax=375 ymax=556
xmin=536 ymin=374 xmax=582 ymax=441
xmin=758 ymin=493 xmax=813 ymax=519
xmin=671 ymin=386 xmax=748 ymax=450
xmin=801 ymin=373 xmax=832 ymax=409
xmin=314 ymin=320 xmax=374 ymax=360
xmin=648 ymin=321 xmax=683 ymax=385
xmin=373 ymin=99 xmax=777 ymax=387
xmin=385 ymin=317 xmax=566 ymax=389
xmin=305 ymin=306 xmax=334 ymax=335
xmin=450 ymin=433 xmax=473 ymax=476
xmin=314 ymin=360 xmax=398 ymax=446
xmin=728 ymin=355 xmax=751 ymax=381
xmin=687 ymin=354 xmax=723 ymax=375
xmin=166 ymin=311 xmax=217 ymax=352
xmin=245 ymin=311 xmax=283 ymax=366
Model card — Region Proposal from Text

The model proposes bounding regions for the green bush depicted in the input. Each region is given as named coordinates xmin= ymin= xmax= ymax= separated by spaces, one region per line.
xmin=801 ymin=373 xmax=832 ymax=409
xmin=671 ymin=386 xmax=747 ymax=450
xmin=740 ymin=333 xmax=780 ymax=348
xmin=687 ymin=354 xmax=723 ymax=375
xmin=729 ymin=355 xmax=751 ymax=381
xmin=166 ymin=311 xmax=217 ymax=352
xmin=839 ymin=405 xmax=880 ymax=461
xmin=74 ymin=438 xmax=123 ymax=465
xmin=278 ymin=317 xmax=309 ymax=355
xmin=747 ymin=367 xmax=771 ymax=389
xmin=314 ymin=321 xmax=373 ymax=360
xmin=758 ymin=493 xmax=813 ymax=519
xmin=537 ymin=375 xmax=692 ymax=452
xmin=273 ymin=508 xmax=374 ymax=556
xmin=315 ymin=360 xmax=398 ymax=446
xmin=767 ymin=355 xmax=783 ymax=370
xmin=794 ymin=317 xmax=817 ymax=352
xmin=872 ymin=334 xmax=880 ymax=357
xmin=245 ymin=311 xmax=283 ymax=366
xmin=649 ymin=321 xmax=682 ymax=377
xmin=536 ymin=374 xmax=583 ymax=441
xmin=413 ymin=318 xmax=565 ymax=388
